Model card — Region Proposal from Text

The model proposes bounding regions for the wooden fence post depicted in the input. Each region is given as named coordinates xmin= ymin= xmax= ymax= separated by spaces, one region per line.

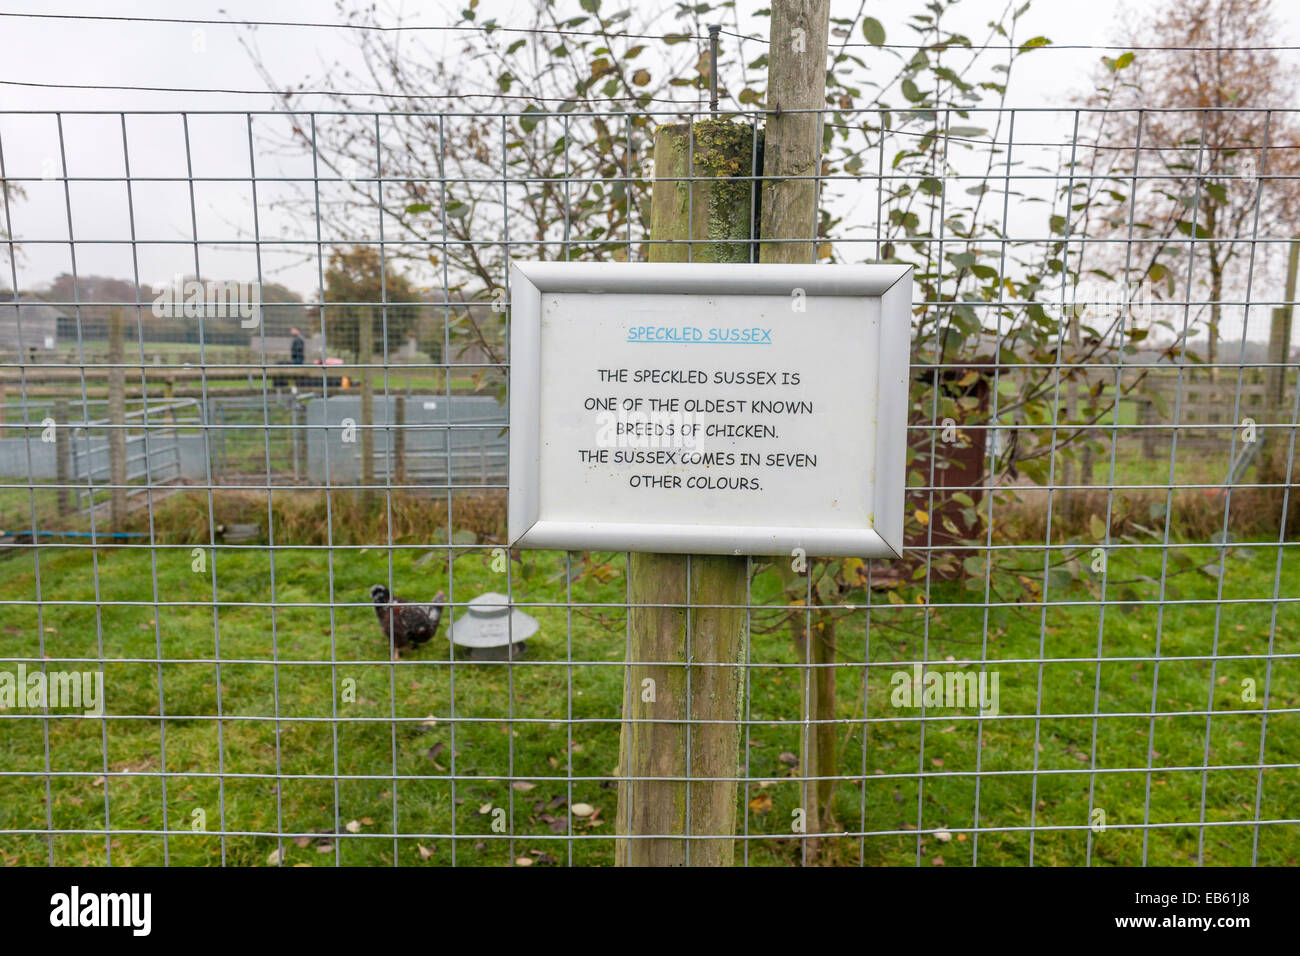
xmin=359 ymin=306 xmax=375 ymax=507
xmin=54 ymin=398 xmax=71 ymax=516
xmin=1263 ymin=238 xmax=1299 ymax=534
xmin=107 ymin=307 xmax=127 ymax=532
xmin=615 ymin=120 xmax=754 ymax=867
xmin=393 ymin=393 xmax=407 ymax=487
xmin=1265 ymin=239 xmax=1297 ymax=413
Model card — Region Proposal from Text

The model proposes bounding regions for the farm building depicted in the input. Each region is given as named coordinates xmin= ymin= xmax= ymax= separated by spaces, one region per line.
xmin=0 ymin=298 xmax=62 ymax=354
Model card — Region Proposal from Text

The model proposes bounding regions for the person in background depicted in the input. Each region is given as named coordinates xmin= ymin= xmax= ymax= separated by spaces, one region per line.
xmin=290 ymin=326 xmax=304 ymax=365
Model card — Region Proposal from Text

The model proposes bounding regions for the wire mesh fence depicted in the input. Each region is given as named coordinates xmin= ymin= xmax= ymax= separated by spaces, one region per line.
xmin=0 ymin=104 xmax=1297 ymax=867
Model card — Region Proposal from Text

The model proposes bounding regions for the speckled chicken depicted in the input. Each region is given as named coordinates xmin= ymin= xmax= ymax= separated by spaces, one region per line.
xmin=369 ymin=584 xmax=446 ymax=658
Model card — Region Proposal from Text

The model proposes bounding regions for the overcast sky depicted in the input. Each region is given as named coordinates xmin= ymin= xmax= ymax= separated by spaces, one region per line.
xmin=1 ymin=0 xmax=1297 ymax=341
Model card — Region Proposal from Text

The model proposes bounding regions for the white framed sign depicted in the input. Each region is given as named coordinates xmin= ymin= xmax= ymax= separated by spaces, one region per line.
xmin=507 ymin=262 xmax=912 ymax=558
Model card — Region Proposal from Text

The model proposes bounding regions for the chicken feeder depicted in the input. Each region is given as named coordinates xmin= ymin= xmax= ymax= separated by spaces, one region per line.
xmin=448 ymin=592 xmax=539 ymax=660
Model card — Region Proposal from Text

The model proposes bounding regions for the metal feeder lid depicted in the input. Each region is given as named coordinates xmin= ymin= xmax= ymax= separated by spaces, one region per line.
xmin=448 ymin=592 xmax=539 ymax=648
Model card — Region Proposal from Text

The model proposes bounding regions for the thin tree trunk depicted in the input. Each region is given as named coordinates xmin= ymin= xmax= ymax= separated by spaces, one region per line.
xmin=761 ymin=0 xmax=835 ymax=862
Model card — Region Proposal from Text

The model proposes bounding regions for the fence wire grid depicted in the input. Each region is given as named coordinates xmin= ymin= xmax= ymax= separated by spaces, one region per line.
xmin=0 ymin=104 xmax=1297 ymax=868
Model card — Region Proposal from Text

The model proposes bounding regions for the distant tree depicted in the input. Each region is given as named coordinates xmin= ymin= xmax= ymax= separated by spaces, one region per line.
xmin=323 ymin=245 xmax=421 ymax=356
xmin=1077 ymin=0 xmax=1300 ymax=370
xmin=242 ymin=0 xmax=734 ymax=373
xmin=0 ymin=177 xmax=22 ymax=273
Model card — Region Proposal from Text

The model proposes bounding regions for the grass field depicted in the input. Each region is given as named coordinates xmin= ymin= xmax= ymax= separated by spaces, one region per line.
xmin=0 ymin=533 xmax=1296 ymax=867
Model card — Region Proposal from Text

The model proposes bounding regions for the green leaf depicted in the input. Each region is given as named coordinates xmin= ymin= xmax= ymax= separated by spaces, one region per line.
xmin=1115 ymin=50 xmax=1135 ymax=69
xmin=404 ymin=203 xmax=432 ymax=215
xmin=519 ymin=105 xmax=544 ymax=133
xmin=862 ymin=17 xmax=886 ymax=45
xmin=1018 ymin=36 xmax=1051 ymax=53
xmin=901 ymin=78 xmax=925 ymax=102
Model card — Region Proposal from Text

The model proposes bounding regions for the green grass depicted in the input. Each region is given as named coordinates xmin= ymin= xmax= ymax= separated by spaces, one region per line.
xmin=0 ymin=536 xmax=1296 ymax=867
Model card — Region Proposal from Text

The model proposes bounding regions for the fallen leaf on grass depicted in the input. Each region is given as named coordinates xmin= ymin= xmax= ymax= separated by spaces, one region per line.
xmin=478 ymin=802 xmax=493 ymax=815
xmin=345 ymin=820 xmax=362 ymax=833
xmin=571 ymin=803 xmax=594 ymax=818
xmin=514 ymin=856 xmax=534 ymax=866
xmin=748 ymin=792 xmax=773 ymax=816
xmin=267 ymin=848 xmax=286 ymax=866
xmin=417 ymin=844 xmax=435 ymax=860
xmin=512 ymin=781 xmax=536 ymax=792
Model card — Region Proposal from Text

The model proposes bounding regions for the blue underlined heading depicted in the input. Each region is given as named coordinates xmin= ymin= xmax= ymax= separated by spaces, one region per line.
xmin=624 ymin=339 xmax=771 ymax=345
xmin=625 ymin=326 xmax=774 ymax=344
